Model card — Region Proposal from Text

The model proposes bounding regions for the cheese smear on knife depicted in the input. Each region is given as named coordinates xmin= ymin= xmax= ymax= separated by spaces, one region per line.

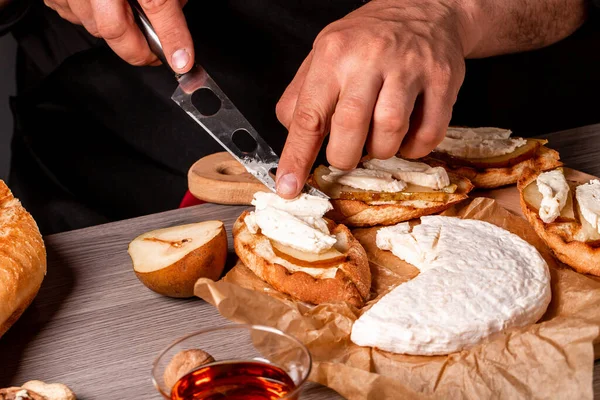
xmin=363 ymin=156 xmax=450 ymax=189
xmin=244 ymin=192 xmax=336 ymax=253
xmin=536 ymin=169 xmax=570 ymax=223
xmin=350 ymin=216 xmax=551 ymax=355
xmin=435 ymin=127 xmax=527 ymax=159
xmin=576 ymin=180 xmax=600 ymax=234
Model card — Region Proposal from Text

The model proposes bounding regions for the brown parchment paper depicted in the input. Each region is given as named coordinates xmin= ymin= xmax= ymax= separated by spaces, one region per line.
xmin=194 ymin=197 xmax=600 ymax=400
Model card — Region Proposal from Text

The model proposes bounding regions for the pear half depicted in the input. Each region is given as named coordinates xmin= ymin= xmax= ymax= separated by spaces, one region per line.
xmin=128 ymin=220 xmax=227 ymax=298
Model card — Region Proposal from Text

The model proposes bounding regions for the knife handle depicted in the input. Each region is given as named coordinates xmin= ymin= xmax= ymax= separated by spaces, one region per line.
xmin=128 ymin=0 xmax=177 ymax=76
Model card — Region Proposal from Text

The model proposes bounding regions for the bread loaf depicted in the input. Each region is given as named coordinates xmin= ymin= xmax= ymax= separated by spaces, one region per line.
xmin=0 ymin=180 xmax=46 ymax=337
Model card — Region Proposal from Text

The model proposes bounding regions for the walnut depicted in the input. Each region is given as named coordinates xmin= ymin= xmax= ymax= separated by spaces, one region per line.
xmin=21 ymin=381 xmax=75 ymax=400
xmin=163 ymin=349 xmax=216 ymax=388
xmin=0 ymin=387 xmax=45 ymax=400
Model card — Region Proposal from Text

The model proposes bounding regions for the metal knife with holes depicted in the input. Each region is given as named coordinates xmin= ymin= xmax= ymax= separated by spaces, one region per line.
xmin=129 ymin=2 xmax=327 ymax=199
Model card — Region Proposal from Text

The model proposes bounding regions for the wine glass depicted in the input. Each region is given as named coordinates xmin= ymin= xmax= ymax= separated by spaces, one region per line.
xmin=152 ymin=324 xmax=312 ymax=399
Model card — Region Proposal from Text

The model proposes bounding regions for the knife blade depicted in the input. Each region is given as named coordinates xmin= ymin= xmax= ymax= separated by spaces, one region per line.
xmin=130 ymin=2 xmax=328 ymax=199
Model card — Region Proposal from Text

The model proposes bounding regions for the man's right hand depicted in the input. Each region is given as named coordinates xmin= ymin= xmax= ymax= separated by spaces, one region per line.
xmin=43 ymin=0 xmax=194 ymax=73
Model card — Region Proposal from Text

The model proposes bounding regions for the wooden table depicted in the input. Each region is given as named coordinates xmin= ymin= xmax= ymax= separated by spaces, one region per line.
xmin=1 ymin=123 xmax=599 ymax=399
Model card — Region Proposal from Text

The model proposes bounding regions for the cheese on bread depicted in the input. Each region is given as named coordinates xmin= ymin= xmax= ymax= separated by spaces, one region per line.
xmin=244 ymin=192 xmax=336 ymax=253
xmin=436 ymin=127 xmax=527 ymax=159
xmin=362 ymin=156 xmax=449 ymax=189
xmin=424 ymin=126 xmax=562 ymax=189
xmin=323 ymin=167 xmax=406 ymax=192
xmin=308 ymin=156 xmax=473 ymax=227
xmin=233 ymin=193 xmax=371 ymax=307
xmin=518 ymin=168 xmax=600 ymax=276
xmin=576 ymin=180 xmax=600 ymax=234
xmin=350 ymin=216 xmax=551 ymax=355
xmin=536 ymin=169 xmax=570 ymax=223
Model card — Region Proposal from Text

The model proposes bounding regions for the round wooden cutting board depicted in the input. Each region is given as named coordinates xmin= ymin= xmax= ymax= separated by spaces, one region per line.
xmin=188 ymin=151 xmax=597 ymax=214
xmin=188 ymin=152 xmax=271 ymax=205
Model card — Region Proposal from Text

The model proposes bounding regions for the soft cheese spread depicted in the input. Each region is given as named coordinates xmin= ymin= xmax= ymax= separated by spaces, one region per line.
xmin=576 ymin=179 xmax=600 ymax=234
xmin=435 ymin=127 xmax=527 ymax=159
xmin=363 ymin=156 xmax=450 ymax=189
xmin=244 ymin=192 xmax=336 ymax=253
xmin=446 ymin=126 xmax=513 ymax=140
xmin=322 ymin=167 xmax=406 ymax=192
xmin=252 ymin=191 xmax=332 ymax=217
xmin=350 ymin=216 xmax=551 ymax=355
xmin=536 ymin=169 xmax=570 ymax=223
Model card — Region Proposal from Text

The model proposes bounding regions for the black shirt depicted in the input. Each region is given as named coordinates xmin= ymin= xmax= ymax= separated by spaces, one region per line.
xmin=3 ymin=0 xmax=600 ymax=235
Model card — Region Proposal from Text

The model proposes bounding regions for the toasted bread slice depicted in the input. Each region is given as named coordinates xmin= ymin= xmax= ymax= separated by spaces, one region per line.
xmin=307 ymin=168 xmax=474 ymax=227
xmin=424 ymin=145 xmax=562 ymax=189
xmin=233 ymin=211 xmax=371 ymax=307
xmin=518 ymin=168 xmax=600 ymax=276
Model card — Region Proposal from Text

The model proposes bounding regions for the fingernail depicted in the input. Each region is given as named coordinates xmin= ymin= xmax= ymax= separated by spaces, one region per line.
xmin=277 ymin=173 xmax=298 ymax=197
xmin=172 ymin=49 xmax=190 ymax=70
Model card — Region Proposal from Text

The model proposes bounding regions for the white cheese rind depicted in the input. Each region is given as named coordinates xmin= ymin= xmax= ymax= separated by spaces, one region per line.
xmin=435 ymin=127 xmax=526 ymax=159
xmin=323 ymin=167 xmax=406 ymax=192
xmin=536 ymin=169 xmax=570 ymax=223
xmin=576 ymin=179 xmax=600 ymax=234
xmin=446 ymin=127 xmax=512 ymax=140
xmin=363 ymin=156 xmax=450 ymax=190
xmin=436 ymin=137 xmax=527 ymax=159
xmin=246 ymin=193 xmax=336 ymax=253
xmin=252 ymin=192 xmax=332 ymax=217
xmin=351 ymin=216 xmax=551 ymax=355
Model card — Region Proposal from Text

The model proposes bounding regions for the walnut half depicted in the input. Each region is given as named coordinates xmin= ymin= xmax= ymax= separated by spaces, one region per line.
xmin=163 ymin=349 xmax=216 ymax=389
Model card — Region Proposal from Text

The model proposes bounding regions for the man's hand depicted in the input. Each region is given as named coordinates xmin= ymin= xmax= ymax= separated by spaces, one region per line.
xmin=43 ymin=0 xmax=194 ymax=73
xmin=275 ymin=0 xmax=476 ymax=198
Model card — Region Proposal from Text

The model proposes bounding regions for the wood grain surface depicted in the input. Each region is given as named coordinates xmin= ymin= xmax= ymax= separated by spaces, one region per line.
xmin=0 ymin=203 xmax=345 ymax=399
xmin=541 ymin=123 xmax=600 ymax=178
xmin=1 ymin=123 xmax=599 ymax=399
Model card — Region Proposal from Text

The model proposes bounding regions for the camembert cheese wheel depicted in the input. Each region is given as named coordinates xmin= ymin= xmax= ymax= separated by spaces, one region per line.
xmin=350 ymin=216 xmax=551 ymax=355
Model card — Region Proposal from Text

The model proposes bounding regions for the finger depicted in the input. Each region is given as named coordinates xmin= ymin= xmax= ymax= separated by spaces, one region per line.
xmin=276 ymin=52 xmax=314 ymax=130
xmin=398 ymin=86 xmax=454 ymax=159
xmin=326 ymin=71 xmax=383 ymax=170
xmin=366 ymin=75 xmax=419 ymax=160
xmin=276 ymin=62 xmax=340 ymax=199
xmin=68 ymin=0 xmax=100 ymax=36
xmin=139 ymin=0 xmax=195 ymax=73
xmin=92 ymin=0 xmax=158 ymax=66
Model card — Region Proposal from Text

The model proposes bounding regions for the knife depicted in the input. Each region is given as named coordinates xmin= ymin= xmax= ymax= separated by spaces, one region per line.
xmin=129 ymin=2 xmax=328 ymax=199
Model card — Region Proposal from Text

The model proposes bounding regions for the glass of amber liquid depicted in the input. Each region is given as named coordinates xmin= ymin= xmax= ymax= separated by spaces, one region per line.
xmin=152 ymin=324 xmax=312 ymax=400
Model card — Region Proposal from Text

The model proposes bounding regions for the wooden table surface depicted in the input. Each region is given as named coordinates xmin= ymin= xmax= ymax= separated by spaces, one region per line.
xmin=1 ymin=123 xmax=599 ymax=399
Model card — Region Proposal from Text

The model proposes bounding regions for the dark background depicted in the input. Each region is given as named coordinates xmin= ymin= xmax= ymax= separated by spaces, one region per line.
xmin=0 ymin=35 xmax=16 ymax=181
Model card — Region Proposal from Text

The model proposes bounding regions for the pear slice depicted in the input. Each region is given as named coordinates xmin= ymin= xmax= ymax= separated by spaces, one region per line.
xmin=128 ymin=221 xmax=227 ymax=298
xmin=338 ymin=185 xmax=456 ymax=203
xmin=313 ymin=165 xmax=343 ymax=198
xmin=575 ymin=199 xmax=600 ymax=244
xmin=430 ymin=138 xmax=544 ymax=169
xmin=270 ymin=240 xmax=347 ymax=268
xmin=522 ymin=178 xmax=576 ymax=222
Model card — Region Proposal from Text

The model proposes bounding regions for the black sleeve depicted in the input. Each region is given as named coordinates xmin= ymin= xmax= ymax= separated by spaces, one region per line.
xmin=0 ymin=0 xmax=30 ymax=36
